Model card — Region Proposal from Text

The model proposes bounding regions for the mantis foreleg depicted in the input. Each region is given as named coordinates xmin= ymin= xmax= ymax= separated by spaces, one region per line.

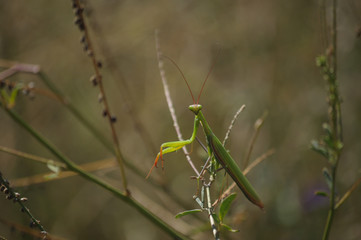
xmin=146 ymin=116 xmax=200 ymax=178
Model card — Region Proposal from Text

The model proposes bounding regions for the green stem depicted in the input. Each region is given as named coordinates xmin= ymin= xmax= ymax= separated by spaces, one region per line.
xmin=322 ymin=165 xmax=338 ymax=240
xmin=3 ymin=107 xmax=191 ymax=240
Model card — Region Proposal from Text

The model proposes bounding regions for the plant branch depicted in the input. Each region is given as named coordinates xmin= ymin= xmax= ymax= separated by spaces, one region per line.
xmin=335 ymin=175 xmax=361 ymax=209
xmin=205 ymin=185 xmax=220 ymax=240
xmin=243 ymin=111 xmax=268 ymax=169
xmin=318 ymin=0 xmax=343 ymax=239
xmin=0 ymin=146 xmax=66 ymax=168
xmin=0 ymin=172 xmax=47 ymax=238
xmin=84 ymin=2 xmax=157 ymax=156
xmin=72 ymin=0 xmax=128 ymax=194
xmin=222 ymin=105 xmax=246 ymax=147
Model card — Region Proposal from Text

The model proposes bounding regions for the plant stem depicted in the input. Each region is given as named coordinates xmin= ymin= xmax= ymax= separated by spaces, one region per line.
xmin=322 ymin=165 xmax=337 ymax=240
xmin=322 ymin=0 xmax=342 ymax=239
xmin=2 ymin=107 xmax=191 ymax=240
xmin=205 ymin=185 xmax=219 ymax=240
xmin=72 ymin=0 xmax=128 ymax=194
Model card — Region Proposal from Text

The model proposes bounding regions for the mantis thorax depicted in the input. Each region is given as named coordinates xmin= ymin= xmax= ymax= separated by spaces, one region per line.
xmin=189 ymin=104 xmax=202 ymax=115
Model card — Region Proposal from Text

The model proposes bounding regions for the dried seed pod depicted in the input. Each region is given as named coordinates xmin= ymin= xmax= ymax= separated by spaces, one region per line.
xmin=71 ymin=1 xmax=77 ymax=9
xmin=110 ymin=116 xmax=117 ymax=123
xmin=89 ymin=75 xmax=98 ymax=86
xmin=80 ymin=35 xmax=86 ymax=43
xmin=74 ymin=7 xmax=83 ymax=16
xmin=20 ymin=197 xmax=28 ymax=202
xmin=29 ymin=221 xmax=37 ymax=228
xmin=74 ymin=17 xmax=82 ymax=26
xmin=78 ymin=22 xmax=85 ymax=31
xmin=86 ymin=49 xmax=93 ymax=57
xmin=83 ymin=43 xmax=89 ymax=52
xmin=102 ymin=109 xmax=108 ymax=117
xmin=96 ymin=61 xmax=102 ymax=68
xmin=98 ymin=93 xmax=103 ymax=103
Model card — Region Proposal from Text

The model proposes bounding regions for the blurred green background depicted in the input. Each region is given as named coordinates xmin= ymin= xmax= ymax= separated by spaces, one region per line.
xmin=0 ymin=1 xmax=360 ymax=239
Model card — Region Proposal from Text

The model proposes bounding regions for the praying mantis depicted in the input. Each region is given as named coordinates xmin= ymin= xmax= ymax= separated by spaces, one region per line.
xmin=147 ymin=55 xmax=264 ymax=209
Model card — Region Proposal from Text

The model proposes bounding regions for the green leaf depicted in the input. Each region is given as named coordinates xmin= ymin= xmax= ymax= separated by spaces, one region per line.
xmin=8 ymin=84 xmax=22 ymax=108
xmin=211 ymin=213 xmax=220 ymax=224
xmin=175 ymin=209 xmax=202 ymax=219
xmin=221 ymin=223 xmax=239 ymax=233
xmin=0 ymin=89 xmax=10 ymax=103
xmin=314 ymin=191 xmax=329 ymax=198
xmin=219 ymin=193 xmax=237 ymax=222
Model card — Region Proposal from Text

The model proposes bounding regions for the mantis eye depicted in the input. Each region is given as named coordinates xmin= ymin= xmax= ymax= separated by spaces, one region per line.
xmin=189 ymin=104 xmax=202 ymax=114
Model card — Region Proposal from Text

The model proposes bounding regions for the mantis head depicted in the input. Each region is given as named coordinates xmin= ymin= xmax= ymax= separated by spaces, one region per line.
xmin=189 ymin=104 xmax=202 ymax=115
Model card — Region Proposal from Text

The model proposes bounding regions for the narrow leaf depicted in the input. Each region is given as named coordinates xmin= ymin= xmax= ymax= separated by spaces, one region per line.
xmin=175 ymin=209 xmax=202 ymax=219
xmin=314 ymin=191 xmax=329 ymax=198
xmin=221 ymin=223 xmax=239 ymax=233
xmin=211 ymin=213 xmax=220 ymax=224
xmin=8 ymin=85 xmax=21 ymax=108
xmin=219 ymin=193 xmax=237 ymax=222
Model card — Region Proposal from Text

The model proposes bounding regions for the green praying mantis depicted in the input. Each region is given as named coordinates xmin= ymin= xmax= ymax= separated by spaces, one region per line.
xmin=147 ymin=55 xmax=264 ymax=209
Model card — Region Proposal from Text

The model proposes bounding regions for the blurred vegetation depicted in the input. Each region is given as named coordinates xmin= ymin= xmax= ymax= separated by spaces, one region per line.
xmin=0 ymin=0 xmax=360 ymax=239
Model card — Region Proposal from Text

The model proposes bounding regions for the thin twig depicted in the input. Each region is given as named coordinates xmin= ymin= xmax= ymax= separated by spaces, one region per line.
xmin=222 ymin=105 xmax=246 ymax=146
xmin=0 ymin=146 xmax=66 ymax=168
xmin=11 ymin=157 xmax=116 ymax=187
xmin=0 ymin=172 xmax=47 ymax=237
xmin=72 ymin=0 xmax=128 ymax=194
xmin=155 ymin=29 xmax=200 ymax=176
xmin=0 ymin=218 xmax=64 ymax=240
xmin=85 ymin=2 xmax=157 ymax=156
xmin=205 ymin=185 xmax=220 ymax=240
xmin=243 ymin=111 xmax=268 ymax=169
xmin=335 ymin=175 xmax=361 ymax=209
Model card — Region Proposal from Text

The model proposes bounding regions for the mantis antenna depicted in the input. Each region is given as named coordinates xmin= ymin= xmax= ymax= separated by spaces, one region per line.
xmin=161 ymin=55 xmax=196 ymax=104
xmin=196 ymin=49 xmax=221 ymax=104
xmin=161 ymin=49 xmax=220 ymax=105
